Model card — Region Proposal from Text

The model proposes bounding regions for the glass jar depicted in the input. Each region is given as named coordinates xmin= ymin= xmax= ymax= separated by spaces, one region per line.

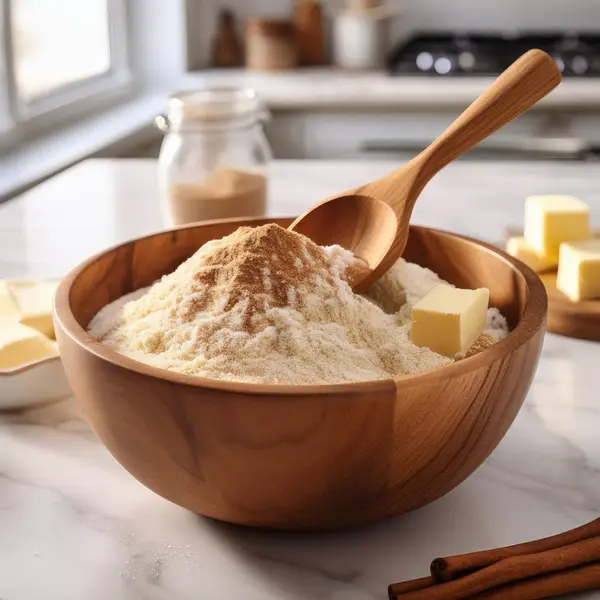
xmin=155 ymin=87 xmax=272 ymax=226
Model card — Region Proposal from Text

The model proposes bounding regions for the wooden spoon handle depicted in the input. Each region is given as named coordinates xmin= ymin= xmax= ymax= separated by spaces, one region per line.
xmin=408 ymin=49 xmax=561 ymax=191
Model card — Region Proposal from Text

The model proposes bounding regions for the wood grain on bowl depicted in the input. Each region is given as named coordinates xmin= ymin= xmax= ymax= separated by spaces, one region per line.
xmin=53 ymin=218 xmax=547 ymax=530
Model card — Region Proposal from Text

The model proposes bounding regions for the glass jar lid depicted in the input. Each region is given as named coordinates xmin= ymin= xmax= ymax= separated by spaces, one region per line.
xmin=157 ymin=87 xmax=268 ymax=132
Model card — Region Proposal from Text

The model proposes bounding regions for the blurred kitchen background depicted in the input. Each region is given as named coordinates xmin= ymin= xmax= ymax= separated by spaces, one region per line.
xmin=3 ymin=0 xmax=600 ymax=202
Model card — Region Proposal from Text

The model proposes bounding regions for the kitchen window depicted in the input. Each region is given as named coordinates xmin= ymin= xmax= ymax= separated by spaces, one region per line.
xmin=0 ymin=0 xmax=130 ymax=143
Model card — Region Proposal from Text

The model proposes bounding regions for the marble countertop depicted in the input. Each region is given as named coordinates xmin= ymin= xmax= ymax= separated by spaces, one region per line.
xmin=2 ymin=159 xmax=600 ymax=600
xmin=184 ymin=68 xmax=600 ymax=111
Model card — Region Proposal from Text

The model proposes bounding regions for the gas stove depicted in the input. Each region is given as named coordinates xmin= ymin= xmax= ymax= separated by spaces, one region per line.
xmin=386 ymin=32 xmax=600 ymax=77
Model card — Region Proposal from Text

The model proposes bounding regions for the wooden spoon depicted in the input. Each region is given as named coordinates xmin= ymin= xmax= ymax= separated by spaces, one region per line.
xmin=289 ymin=49 xmax=562 ymax=292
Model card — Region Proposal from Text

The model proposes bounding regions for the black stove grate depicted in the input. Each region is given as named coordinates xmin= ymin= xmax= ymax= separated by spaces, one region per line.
xmin=386 ymin=32 xmax=600 ymax=77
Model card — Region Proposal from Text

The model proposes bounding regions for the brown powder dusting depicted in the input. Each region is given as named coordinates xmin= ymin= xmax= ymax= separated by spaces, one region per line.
xmin=178 ymin=224 xmax=334 ymax=333
xmin=464 ymin=333 xmax=498 ymax=358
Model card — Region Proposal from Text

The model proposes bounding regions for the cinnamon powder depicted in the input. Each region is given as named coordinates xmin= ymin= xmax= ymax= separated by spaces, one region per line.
xmin=167 ymin=168 xmax=266 ymax=226
xmin=464 ymin=333 xmax=498 ymax=358
xmin=179 ymin=224 xmax=331 ymax=333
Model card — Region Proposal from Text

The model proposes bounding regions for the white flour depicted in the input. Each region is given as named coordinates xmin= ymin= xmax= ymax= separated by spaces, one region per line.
xmin=89 ymin=225 xmax=508 ymax=384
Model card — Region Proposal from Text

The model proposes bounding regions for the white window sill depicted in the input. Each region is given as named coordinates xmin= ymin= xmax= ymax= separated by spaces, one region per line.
xmin=0 ymin=91 xmax=166 ymax=202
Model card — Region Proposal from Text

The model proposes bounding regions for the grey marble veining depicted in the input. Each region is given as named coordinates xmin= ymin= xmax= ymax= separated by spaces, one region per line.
xmin=1 ymin=159 xmax=600 ymax=600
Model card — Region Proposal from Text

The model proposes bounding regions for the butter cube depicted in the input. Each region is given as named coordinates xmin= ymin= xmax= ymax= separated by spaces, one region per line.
xmin=6 ymin=279 xmax=59 ymax=339
xmin=506 ymin=236 xmax=557 ymax=273
xmin=556 ymin=240 xmax=600 ymax=302
xmin=0 ymin=281 xmax=20 ymax=321
xmin=411 ymin=284 xmax=490 ymax=357
xmin=524 ymin=195 xmax=591 ymax=261
xmin=0 ymin=319 xmax=58 ymax=369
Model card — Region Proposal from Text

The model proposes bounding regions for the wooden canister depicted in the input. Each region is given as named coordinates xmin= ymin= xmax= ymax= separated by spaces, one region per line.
xmin=293 ymin=0 xmax=325 ymax=66
xmin=210 ymin=8 xmax=243 ymax=68
xmin=245 ymin=19 xmax=297 ymax=71
xmin=347 ymin=0 xmax=380 ymax=9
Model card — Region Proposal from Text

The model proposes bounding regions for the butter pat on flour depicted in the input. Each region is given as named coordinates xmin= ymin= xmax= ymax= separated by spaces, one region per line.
xmin=411 ymin=284 xmax=490 ymax=357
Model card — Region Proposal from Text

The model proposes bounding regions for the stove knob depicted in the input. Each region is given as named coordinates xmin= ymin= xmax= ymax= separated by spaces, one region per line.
xmin=458 ymin=51 xmax=476 ymax=72
xmin=434 ymin=56 xmax=453 ymax=75
xmin=416 ymin=52 xmax=434 ymax=71
xmin=571 ymin=55 xmax=589 ymax=75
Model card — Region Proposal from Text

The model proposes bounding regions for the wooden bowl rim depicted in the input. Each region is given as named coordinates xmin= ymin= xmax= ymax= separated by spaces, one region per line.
xmin=54 ymin=218 xmax=547 ymax=396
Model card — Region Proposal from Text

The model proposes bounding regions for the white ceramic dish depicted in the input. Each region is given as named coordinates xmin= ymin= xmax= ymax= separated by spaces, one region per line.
xmin=0 ymin=355 xmax=71 ymax=410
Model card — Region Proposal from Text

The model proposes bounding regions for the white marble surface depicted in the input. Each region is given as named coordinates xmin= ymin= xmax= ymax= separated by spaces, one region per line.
xmin=2 ymin=159 xmax=600 ymax=600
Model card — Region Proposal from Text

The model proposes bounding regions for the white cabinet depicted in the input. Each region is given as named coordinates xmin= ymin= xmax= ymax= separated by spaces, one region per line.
xmin=265 ymin=114 xmax=308 ymax=159
xmin=102 ymin=108 xmax=600 ymax=161
xmin=267 ymin=109 xmax=600 ymax=161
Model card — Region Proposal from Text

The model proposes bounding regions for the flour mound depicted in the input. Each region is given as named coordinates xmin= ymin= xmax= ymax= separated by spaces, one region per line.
xmin=89 ymin=224 xmax=452 ymax=384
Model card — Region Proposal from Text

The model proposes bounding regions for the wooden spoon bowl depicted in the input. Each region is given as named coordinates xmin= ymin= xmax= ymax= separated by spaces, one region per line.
xmin=291 ymin=49 xmax=562 ymax=292
xmin=54 ymin=218 xmax=547 ymax=531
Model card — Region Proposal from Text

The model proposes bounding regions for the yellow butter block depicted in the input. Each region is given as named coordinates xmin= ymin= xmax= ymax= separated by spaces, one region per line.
xmin=0 ymin=318 xmax=58 ymax=369
xmin=524 ymin=195 xmax=591 ymax=261
xmin=0 ymin=281 xmax=20 ymax=321
xmin=556 ymin=240 xmax=600 ymax=302
xmin=506 ymin=236 xmax=557 ymax=273
xmin=411 ymin=284 xmax=490 ymax=357
xmin=6 ymin=279 xmax=59 ymax=339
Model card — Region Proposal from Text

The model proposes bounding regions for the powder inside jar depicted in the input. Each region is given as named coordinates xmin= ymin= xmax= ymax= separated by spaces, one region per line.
xmin=168 ymin=167 xmax=267 ymax=225
xmin=90 ymin=224 xmax=508 ymax=384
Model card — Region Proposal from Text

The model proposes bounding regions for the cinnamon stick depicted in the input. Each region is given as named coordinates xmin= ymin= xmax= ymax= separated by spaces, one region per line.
xmin=389 ymin=536 xmax=600 ymax=600
xmin=476 ymin=562 xmax=600 ymax=600
xmin=387 ymin=576 xmax=433 ymax=599
xmin=431 ymin=517 xmax=600 ymax=582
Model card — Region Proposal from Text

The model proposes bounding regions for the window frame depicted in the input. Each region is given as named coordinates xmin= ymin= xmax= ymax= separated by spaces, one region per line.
xmin=0 ymin=0 xmax=132 ymax=146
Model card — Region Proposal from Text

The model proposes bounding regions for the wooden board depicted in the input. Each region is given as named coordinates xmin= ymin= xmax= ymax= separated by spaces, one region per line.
xmin=540 ymin=272 xmax=600 ymax=341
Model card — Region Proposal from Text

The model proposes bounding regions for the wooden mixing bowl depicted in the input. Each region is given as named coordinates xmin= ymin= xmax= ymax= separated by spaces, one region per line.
xmin=54 ymin=218 xmax=547 ymax=530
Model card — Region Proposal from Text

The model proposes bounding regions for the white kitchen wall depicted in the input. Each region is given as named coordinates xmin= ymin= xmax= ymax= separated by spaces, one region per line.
xmin=129 ymin=0 xmax=188 ymax=87
xmin=185 ymin=0 xmax=600 ymax=69
xmin=356 ymin=0 xmax=600 ymax=31
xmin=206 ymin=0 xmax=600 ymax=29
